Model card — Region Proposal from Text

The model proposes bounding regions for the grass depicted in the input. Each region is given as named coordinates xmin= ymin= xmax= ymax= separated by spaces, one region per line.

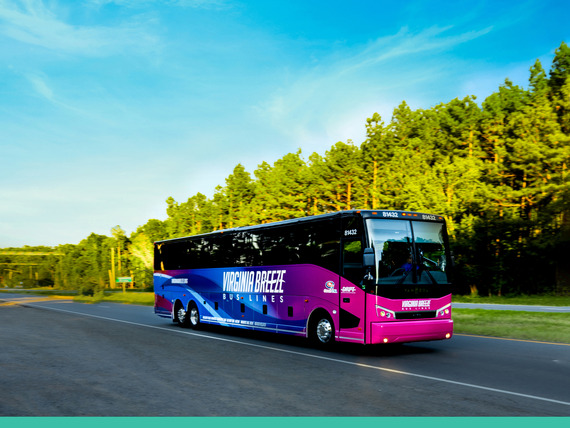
xmin=0 ymin=288 xmax=155 ymax=305
xmin=453 ymin=308 xmax=570 ymax=344
xmin=73 ymin=291 xmax=155 ymax=306
xmin=452 ymin=294 xmax=570 ymax=306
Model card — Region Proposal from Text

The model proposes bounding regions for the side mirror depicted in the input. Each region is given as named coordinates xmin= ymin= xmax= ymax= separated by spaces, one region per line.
xmin=363 ymin=247 xmax=375 ymax=268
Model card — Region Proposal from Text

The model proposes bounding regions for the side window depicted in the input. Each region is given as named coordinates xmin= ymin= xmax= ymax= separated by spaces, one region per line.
xmin=342 ymin=239 xmax=363 ymax=286
xmin=162 ymin=241 xmax=190 ymax=270
xmin=233 ymin=232 xmax=248 ymax=267
xmin=154 ymin=243 xmax=164 ymax=271
xmin=258 ymin=226 xmax=303 ymax=266
xmin=309 ymin=218 xmax=341 ymax=274
xmin=248 ymin=230 xmax=263 ymax=266
xmin=259 ymin=228 xmax=284 ymax=266
xmin=206 ymin=234 xmax=225 ymax=268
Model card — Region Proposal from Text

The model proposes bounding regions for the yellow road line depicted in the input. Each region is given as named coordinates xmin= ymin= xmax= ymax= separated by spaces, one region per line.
xmin=0 ymin=296 xmax=73 ymax=306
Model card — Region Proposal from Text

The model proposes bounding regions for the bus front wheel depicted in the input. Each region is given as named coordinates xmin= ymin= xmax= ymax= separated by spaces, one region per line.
xmin=310 ymin=312 xmax=334 ymax=346
xmin=174 ymin=301 xmax=188 ymax=327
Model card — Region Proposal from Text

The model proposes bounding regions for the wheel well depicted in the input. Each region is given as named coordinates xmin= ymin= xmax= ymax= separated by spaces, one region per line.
xmin=307 ymin=308 xmax=334 ymax=337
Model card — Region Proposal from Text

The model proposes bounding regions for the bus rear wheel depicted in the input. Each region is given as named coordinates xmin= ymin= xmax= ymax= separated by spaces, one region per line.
xmin=310 ymin=312 xmax=334 ymax=346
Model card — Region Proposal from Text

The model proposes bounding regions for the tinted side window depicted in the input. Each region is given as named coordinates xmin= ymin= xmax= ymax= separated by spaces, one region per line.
xmin=297 ymin=217 xmax=341 ymax=274
xmin=155 ymin=216 xmax=343 ymax=272
xmin=207 ymin=233 xmax=229 ymax=268
xmin=258 ymin=227 xmax=295 ymax=266
xmin=255 ymin=217 xmax=341 ymax=272
xmin=342 ymin=239 xmax=363 ymax=285
xmin=154 ymin=243 xmax=163 ymax=270
xmin=157 ymin=240 xmax=195 ymax=270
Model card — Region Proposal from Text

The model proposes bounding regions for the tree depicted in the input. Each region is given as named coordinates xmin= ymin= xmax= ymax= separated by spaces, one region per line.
xmin=225 ymin=164 xmax=255 ymax=228
xmin=252 ymin=150 xmax=308 ymax=222
xmin=529 ymin=59 xmax=549 ymax=97
xmin=73 ymin=233 xmax=115 ymax=295
xmin=361 ymin=113 xmax=393 ymax=209
xmin=129 ymin=219 xmax=168 ymax=289
xmin=305 ymin=151 xmax=329 ymax=215
xmin=549 ymin=41 xmax=570 ymax=96
xmin=321 ymin=141 xmax=366 ymax=211
xmin=165 ymin=193 xmax=213 ymax=238
xmin=432 ymin=96 xmax=482 ymax=160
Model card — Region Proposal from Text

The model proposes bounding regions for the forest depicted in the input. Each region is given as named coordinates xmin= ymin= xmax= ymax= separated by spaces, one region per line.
xmin=1 ymin=42 xmax=569 ymax=297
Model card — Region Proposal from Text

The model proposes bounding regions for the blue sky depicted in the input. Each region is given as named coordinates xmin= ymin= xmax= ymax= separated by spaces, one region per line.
xmin=0 ymin=0 xmax=568 ymax=247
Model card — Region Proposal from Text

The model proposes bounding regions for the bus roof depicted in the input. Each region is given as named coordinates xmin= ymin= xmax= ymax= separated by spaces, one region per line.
xmin=154 ymin=209 xmax=446 ymax=245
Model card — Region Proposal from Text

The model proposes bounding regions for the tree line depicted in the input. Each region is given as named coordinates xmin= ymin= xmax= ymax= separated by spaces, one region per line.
xmin=2 ymin=42 xmax=569 ymax=296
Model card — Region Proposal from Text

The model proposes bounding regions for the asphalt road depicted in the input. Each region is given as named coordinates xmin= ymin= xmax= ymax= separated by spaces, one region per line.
xmin=0 ymin=294 xmax=569 ymax=416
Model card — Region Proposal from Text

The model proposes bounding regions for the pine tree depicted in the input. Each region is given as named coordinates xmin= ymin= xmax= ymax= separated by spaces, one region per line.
xmin=305 ymin=152 xmax=329 ymax=215
xmin=225 ymin=164 xmax=255 ymax=228
xmin=549 ymin=41 xmax=570 ymax=96
xmin=361 ymin=113 xmax=393 ymax=209
xmin=251 ymin=151 xmax=308 ymax=223
xmin=321 ymin=141 xmax=366 ymax=211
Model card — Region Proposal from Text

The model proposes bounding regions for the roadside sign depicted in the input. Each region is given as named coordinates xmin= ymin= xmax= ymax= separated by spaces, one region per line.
xmin=116 ymin=277 xmax=133 ymax=283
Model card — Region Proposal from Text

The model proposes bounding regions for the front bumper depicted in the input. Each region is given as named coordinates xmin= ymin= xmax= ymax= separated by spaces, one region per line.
xmin=370 ymin=319 xmax=453 ymax=344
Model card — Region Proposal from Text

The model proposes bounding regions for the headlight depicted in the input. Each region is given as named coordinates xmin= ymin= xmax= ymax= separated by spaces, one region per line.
xmin=376 ymin=305 xmax=396 ymax=319
xmin=436 ymin=303 xmax=451 ymax=317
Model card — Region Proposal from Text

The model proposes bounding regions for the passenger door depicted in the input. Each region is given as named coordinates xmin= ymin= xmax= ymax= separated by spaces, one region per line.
xmin=338 ymin=237 xmax=366 ymax=343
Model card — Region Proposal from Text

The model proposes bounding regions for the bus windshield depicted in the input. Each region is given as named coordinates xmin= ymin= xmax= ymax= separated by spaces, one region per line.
xmin=366 ymin=219 xmax=449 ymax=286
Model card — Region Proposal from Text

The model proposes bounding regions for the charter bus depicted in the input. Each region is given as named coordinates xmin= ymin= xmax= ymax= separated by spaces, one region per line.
xmin=153 ymin=210 xmax=453 ymax=345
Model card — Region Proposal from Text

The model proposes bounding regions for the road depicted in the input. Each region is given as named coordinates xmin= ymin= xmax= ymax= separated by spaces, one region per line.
xmin=0 ymin=293 xmax=569 ymax=416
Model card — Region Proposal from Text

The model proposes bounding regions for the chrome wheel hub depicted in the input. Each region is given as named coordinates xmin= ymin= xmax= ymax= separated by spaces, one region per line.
xmin=177 ymin=307 xmax=186 ymax=323
xmin=316 ymin=318 xmax=332 ymax=343
xmin=190 ymin=307 xmax=199 ymax=326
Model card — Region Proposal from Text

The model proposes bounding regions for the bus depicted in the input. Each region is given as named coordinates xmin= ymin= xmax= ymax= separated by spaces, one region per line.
xmin=153 ymin=210 xmax=453 ymax=346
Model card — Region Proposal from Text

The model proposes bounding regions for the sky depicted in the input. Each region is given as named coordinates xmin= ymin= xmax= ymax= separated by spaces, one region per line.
xmin=0 ymin=0 xmax=569 ymax=248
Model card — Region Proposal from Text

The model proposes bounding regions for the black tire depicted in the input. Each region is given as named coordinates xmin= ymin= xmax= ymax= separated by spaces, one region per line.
xmin=174 ymin=301 xmax=188 ymax=327
xmin=188 ymin=303 xmax=200 ymax=329
xmin=309 ymin=312 xmax=334 ymax=346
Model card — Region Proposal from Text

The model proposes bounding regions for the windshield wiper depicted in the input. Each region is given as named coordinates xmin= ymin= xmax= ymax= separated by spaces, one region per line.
xmin=396 ymin=266 xmax=412 ymax=284
xmin=417 ymin=249 xmax=438 ymax=284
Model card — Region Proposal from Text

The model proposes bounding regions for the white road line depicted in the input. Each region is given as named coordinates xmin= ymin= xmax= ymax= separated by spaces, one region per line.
xmin=22 ymin=302 xmax=570 ymax=408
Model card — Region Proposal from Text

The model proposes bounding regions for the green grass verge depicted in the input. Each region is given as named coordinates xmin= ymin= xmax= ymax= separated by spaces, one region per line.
xmin=452 ymin=294 xmax=570 ymax=306
xmin=0 ymin=288 xmax=156 ymax=305
xmin=73 ymin=291 xmax=155 ymax=306
xmin=453 ymin=308 xmax=570 ymax=344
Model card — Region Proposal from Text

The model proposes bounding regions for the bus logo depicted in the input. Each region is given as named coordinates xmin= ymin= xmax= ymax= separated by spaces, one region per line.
xmin=324 ymin=280 xmax=337 ymax=294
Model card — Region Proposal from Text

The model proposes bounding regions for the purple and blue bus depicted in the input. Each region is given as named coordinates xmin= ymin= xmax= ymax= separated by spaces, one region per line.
xmin=154 ymin=210 xmax=453 ymax=346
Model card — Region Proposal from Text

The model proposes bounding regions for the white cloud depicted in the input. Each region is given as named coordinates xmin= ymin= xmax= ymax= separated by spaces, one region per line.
xmin=334 ymin=25 xmax=493 ymax=78
xmin=25 ymin=71 xmax=54 ymax=101
xmin=0 ymin=0 xmax=158 ymax=56
xmin=254 ymin=25 xmax=495 ymax=152
xmin=87 ymin=0 xmax=228 ymax=9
